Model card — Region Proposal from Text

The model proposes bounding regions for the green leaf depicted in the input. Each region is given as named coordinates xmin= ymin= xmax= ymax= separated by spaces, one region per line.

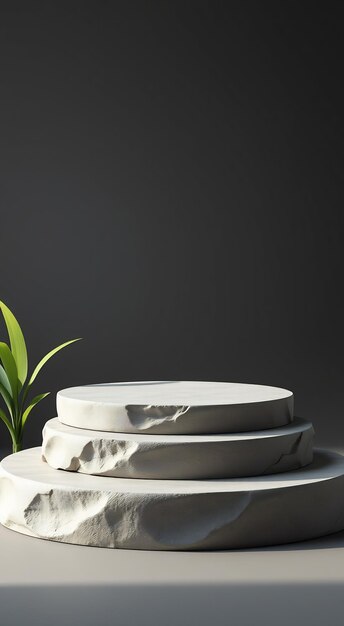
xmin=0 ymin=342 xmax=18 ymax=397
xmin=0 ymin=406 xmax=16 ymax=440
xmin=0 ymin=364 xmax=12 ymax=396
xmin=0 ymin=381 xmax=14 ymax=417
xmin=28 ymin=338 xmax=82 ymax=386
xmin=21 ymin=392 xmax=50 ymax=427
xmin=0 ymin=301 xmax=28 ymax=385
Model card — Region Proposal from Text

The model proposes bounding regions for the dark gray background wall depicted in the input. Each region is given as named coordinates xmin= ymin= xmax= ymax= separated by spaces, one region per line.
xmin=0 ymin=1 xmax=343 ymax=449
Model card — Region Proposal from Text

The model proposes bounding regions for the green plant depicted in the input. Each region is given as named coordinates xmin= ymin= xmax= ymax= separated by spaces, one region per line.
xmin=0 ymin=300 xmax=81 ymax=453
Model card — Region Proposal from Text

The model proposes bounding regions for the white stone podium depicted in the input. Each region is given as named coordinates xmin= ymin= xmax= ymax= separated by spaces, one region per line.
xmin=1 ymin=381 xmax=344 ymax=550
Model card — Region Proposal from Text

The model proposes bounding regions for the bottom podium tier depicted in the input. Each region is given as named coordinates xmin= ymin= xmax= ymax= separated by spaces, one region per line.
xmin=1 ymin=447 xmax=344 ymax=551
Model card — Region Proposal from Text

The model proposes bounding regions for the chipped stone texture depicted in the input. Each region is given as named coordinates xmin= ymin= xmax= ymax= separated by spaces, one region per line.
xmin=42 ymin=417 xmax=314 ymax=479
xmin=1 ymin=448 xmax=344 ymax=550
xmin=57 ymin=381 xmax=294 ymax=434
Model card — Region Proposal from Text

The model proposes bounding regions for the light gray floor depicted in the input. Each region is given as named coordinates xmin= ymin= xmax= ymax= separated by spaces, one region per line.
xmin=1 ymin=522 xmax=344 ymax=626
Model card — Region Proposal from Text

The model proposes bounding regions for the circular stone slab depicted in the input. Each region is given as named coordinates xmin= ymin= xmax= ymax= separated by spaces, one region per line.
xmin=42 ymin=417 xmax=314 ymax=479
xmin=1 ymin=447 xmax=344 ymax=550
xmin=57 ymin=381 xmax=294 ymax=434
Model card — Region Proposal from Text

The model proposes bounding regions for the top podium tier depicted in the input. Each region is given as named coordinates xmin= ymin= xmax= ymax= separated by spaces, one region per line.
xmin=57 ymin=381 xmax=294 ymax=435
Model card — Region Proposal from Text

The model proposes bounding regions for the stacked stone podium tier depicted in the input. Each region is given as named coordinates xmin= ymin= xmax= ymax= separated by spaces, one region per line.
xmin=42 ymin=417 xmax=314 ymax=479
xmin=1 ymin=381 xmax=344 ymax=550
xmin=56 ymin=381 xmax=294 ymax=434
xmin=2 ymin=447 xmax=344 ymax=550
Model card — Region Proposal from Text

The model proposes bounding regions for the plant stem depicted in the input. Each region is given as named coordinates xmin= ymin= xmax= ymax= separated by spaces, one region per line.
xmin=12 ymin=439 xmax=22 ymax=453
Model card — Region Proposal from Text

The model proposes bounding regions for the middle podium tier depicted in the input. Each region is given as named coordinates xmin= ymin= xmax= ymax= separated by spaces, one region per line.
xmin=42 ymin=417 xmax=314 ymax=480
